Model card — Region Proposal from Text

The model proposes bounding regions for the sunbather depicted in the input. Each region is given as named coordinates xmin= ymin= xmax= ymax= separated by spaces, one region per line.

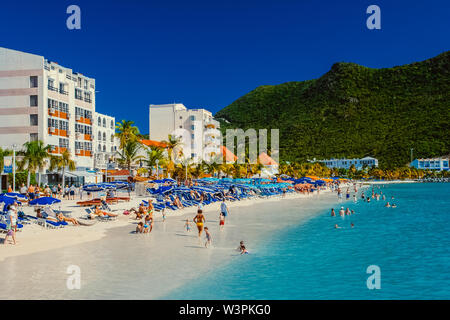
xmin=56 ymin=213 xmax=79 ymax=225
xmin=94 ymin=205 xmax=118 ymax=217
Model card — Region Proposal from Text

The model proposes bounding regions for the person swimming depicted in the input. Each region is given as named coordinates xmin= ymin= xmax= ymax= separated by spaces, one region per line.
xmin=331 ymin=208 xmax=336 ymax=217
xmin=350 ymin=222 xmax=354 ymax=228
xmin=345 ymin=208 xmax=351 ymax=216
xmin=392 ymin=204 xmax=397 ymax=208
xmin=335 ymin=224 xmax=342 ymax=229
xmin=385 ymin=202 xmax=391 ymax=207
xmin=238 ymin=241 xmax=248 ymax=254
xmin=339 ymin=207 xmax=345 ymax=217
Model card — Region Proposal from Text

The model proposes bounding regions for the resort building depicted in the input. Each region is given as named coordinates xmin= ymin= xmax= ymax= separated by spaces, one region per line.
xmin=410 ymin=158 xmax=449 ymax=171
xmin=315 ymin=157 xmax=379 ymax=170
xmin=149 ymin=103 xmax=221 ymax=162
xmin=0 ymin=47 xmax=116 ymax=185
xmin=93 ymin=112 xmax=119 ymax=171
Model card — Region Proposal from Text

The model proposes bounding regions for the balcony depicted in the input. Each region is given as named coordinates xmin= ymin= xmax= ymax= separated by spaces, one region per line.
xmin=84 ymin=98 xmax=92 ymax=103
xmin=75 ymin=95 xmax=83 ymax=101
xmin=59 ymin=88 xmax=69 ymax=95
xmin=204 ymin=128 xmax=220 ymax=137
xmin=48 ymin=85 xmax=58 ymax=92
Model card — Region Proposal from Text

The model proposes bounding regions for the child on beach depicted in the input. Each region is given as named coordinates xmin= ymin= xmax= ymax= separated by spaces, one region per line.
xmin=238 ymin=241 xmax=249 ymax=254
xmin=162 ymin=211 xmax=166 ymax=222
xmin=204 ymin=227 xmax=212 ymax=248
xmin=219 ymin=212 xmax=225 ymax=230
xmin=136 ymin=222 xmax=144 ymax=233
xmin=185 ymin=219 xmax=191 ymax=232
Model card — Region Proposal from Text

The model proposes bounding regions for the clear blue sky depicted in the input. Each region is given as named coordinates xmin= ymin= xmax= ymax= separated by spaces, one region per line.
xmin=0 ymin=0 xmax=448 ymax=133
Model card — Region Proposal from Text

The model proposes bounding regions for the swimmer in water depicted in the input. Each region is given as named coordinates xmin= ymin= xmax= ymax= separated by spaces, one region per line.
xmin=351 ymin=210 xmax=355 ymax=215
xmin=339 ymin=207 xmax=345 ymax=217
xmin=385 ymin=202 xmax=391 ymax=208
xmin=392 ymin=204 xmax=397 ymax=208
xmin=353 ymin=194 xmax=357 ymax=202
xmin=351 ymin=222 xmax=354 ymax=228
xmin=335 ymin=224 xmax=342 ymax=229
xmin=331 ymin=208 xmax=336 ymax=217
xmin=345 ymin=208 xmax=351 ymax=216
xmin=238 ymin=241 xmax=248 ymax=254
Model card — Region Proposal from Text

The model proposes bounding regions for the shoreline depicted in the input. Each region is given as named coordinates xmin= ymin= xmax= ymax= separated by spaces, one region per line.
xmin=0 ymin=190 xmax=325 ymax=263
xmin=0 ymin=187 xmax=353 ymax=299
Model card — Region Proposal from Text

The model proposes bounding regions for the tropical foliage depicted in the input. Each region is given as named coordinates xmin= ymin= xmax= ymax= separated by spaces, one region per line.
xmin=215 ymin=51 xmax=450 ymax=168
xmin=49 ymin=150 xmax=76 ymax=189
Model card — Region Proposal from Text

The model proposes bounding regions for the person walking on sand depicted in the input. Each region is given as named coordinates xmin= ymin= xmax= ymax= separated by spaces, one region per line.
xmin=204 ymin=227 xmax=212 ymax=248
xmin=4 ymin=203 xmax=18 ymax=245
xmin=193 ymin=209 xmax=206 ymax=238
xmin=185 ymin=218 xmax=191 ymax=232
xmin=220 ymin=199 xmax=229 ymax=219
xmin=219 ymin=212 xmax=225 ymax=230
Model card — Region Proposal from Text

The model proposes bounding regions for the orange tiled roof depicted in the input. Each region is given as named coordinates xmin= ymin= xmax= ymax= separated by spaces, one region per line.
xmin=221 ymin=146 xmax=237 ymax=162
xmin=141 ymin=139 xmax=167 ymax=148
xmin=258 ymin=152 xmax=278 ymax=166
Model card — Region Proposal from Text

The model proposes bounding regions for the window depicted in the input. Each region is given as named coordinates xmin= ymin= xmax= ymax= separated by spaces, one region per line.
xmin=75 ymin=88 xmax=83 ymax=100
xmin=59 ymin=102 xmax=68 ymax=113
xmin=102 ymin=118 xmax=106 ymax=127
xmin=98 ymin=117 xmax=101 ymax=126
xmin=111 ymin=134 xmax=114 ymax=142
xmin=30 ymin=76 xmax=38 ymax=88
xmin=30 ymin=133 xmax=38 ymax=142
xmin=191 ymin=125 xmax=195 ymax=130
xmin=30 ymin=95 xmax=38 ymax=107
xmin=110 ymin=120 xmax=114 ymax=129
xmin=84 ymin=92 xmax=91 ymax=103
xmin=59 ymin=138 xmax=69 ymax=149
xmin=103 ymin=145 xmax=106 ymax=152
xmin=98 ymin=144 xmax=101 ymax=152
xmin=84 ymin=79 xmax=88 ymax=89
xmin=59 ymin=83 xmax=68 ymax=95
xmin=98 ymin=132 xmax=102 ymax=140
xmin=30 ymin=114 xmax=37 ymax=126
xmin=103 ymin=132 xmax=106 ymax=141
xmin=190 ymin=116 xmax=195 ymax=121
xmin=75 ymin=141 xmax=83 ymax=151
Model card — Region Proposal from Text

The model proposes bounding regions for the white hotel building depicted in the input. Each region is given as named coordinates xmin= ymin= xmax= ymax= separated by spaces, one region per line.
xmin=315 ymin=156 xmax=379 ymax=170
xmin=0 ymin=47 xmax=118 ymax=183
xmin=149 ymin=103 xmax=221 ymax=162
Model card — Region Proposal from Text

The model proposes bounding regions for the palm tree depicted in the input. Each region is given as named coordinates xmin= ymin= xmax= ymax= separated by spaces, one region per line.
xmin=115 ymin=120 xmax=141 ymax=150
xmin=18 ymin=140 xmax=51 ymax=187
xmin=145 ymin=147 xmax=166 ymax=177
xmin=0 ymin=147 xmax=12 ymax=192
xmin=191 ymin=162 xmax=205 ymax=179
xmin=161 ymin=134 xmax=182 ymax=177
xmin=116 ymin=140 xmax=144 ymax=174
xmin=219 ymin=164 xmax=234 ymax=178
xmin=49 ymin=150 xmax=76 ymax=189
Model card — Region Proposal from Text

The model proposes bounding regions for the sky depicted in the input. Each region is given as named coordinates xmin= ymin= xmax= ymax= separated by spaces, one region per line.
xmin=0 ymin=0 xmax=448 ymax=133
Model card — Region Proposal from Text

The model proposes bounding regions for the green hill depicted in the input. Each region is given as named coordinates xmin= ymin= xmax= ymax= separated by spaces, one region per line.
xmin=215 ymin=51 xmax=450 ymax=168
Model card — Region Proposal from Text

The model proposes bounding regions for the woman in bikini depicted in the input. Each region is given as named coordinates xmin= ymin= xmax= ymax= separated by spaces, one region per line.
xmin=193 ymin=209 xmax=206 ymax=238
xmin=94 ymin=205 xmax=118 ymax=217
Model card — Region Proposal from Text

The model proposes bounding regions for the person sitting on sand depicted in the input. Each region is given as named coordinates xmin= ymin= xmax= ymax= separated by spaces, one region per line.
xmin=94 ymin=205 xmax=118 ymax=217
xmin=136 ymin=222 xmax=144 ymax=233
xmin=144 ymin=214 xmax=153 ymax=232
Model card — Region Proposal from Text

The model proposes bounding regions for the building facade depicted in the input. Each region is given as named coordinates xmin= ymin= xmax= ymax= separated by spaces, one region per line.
xmin=316 ymin=156 xmax=379 ymax=170
xmin=149 ymin=103 xmax=221 ymax=162
xmin=410 ymin=158 xmax=449 ymax=171
xmin=0 ymin=47 xmax=117 ymax=184
xmin=93 ymin=112 xmax=119 ymax=171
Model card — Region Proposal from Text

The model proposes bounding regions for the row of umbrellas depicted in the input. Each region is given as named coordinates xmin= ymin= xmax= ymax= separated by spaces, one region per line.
xmin=0 ymin=193 xmax=61 ymax=206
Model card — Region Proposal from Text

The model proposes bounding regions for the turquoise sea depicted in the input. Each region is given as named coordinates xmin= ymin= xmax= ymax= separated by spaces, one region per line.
xmin=166 ymin=183 xmax=450 ymax=299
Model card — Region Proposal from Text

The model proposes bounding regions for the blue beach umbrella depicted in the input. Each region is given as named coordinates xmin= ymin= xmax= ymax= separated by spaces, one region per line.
xmin=0 ymin=194 xmax=16 ymax=205
xmin=29 ymin=197 xmax=61 ymax=206
xmin=4 ymin=192 xmax=28 ymax=200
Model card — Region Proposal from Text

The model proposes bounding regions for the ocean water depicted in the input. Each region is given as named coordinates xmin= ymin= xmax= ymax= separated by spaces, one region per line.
xmin=165 ymin=183 xmax=450 ymax=299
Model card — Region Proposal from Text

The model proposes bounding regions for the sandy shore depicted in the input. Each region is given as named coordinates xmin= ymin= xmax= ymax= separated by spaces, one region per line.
xmin=0 ymin=186 xmax=352 ymax=299
xmin=1 ymin=190 xmax=328 ymax=262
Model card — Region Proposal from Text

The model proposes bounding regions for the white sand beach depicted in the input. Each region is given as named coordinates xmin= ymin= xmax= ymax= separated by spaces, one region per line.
xmin=0 ymin=188 xmax=352 ymax=299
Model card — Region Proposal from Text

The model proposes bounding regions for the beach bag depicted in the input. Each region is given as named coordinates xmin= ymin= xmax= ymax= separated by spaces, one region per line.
xmin=123 ymin=210 xmax=130 ymax=215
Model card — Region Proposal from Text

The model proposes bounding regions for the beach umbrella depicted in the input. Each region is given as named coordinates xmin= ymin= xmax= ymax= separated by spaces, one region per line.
xmin=29 ymin=197 xmax=61 ymax=206
xmin=0 ymin=194 xmax=16 ymax=206
xmin=3 ymin=192 xmax=28 ymax=200
xmin=83 ymin=184 xmax=106 ymax=192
